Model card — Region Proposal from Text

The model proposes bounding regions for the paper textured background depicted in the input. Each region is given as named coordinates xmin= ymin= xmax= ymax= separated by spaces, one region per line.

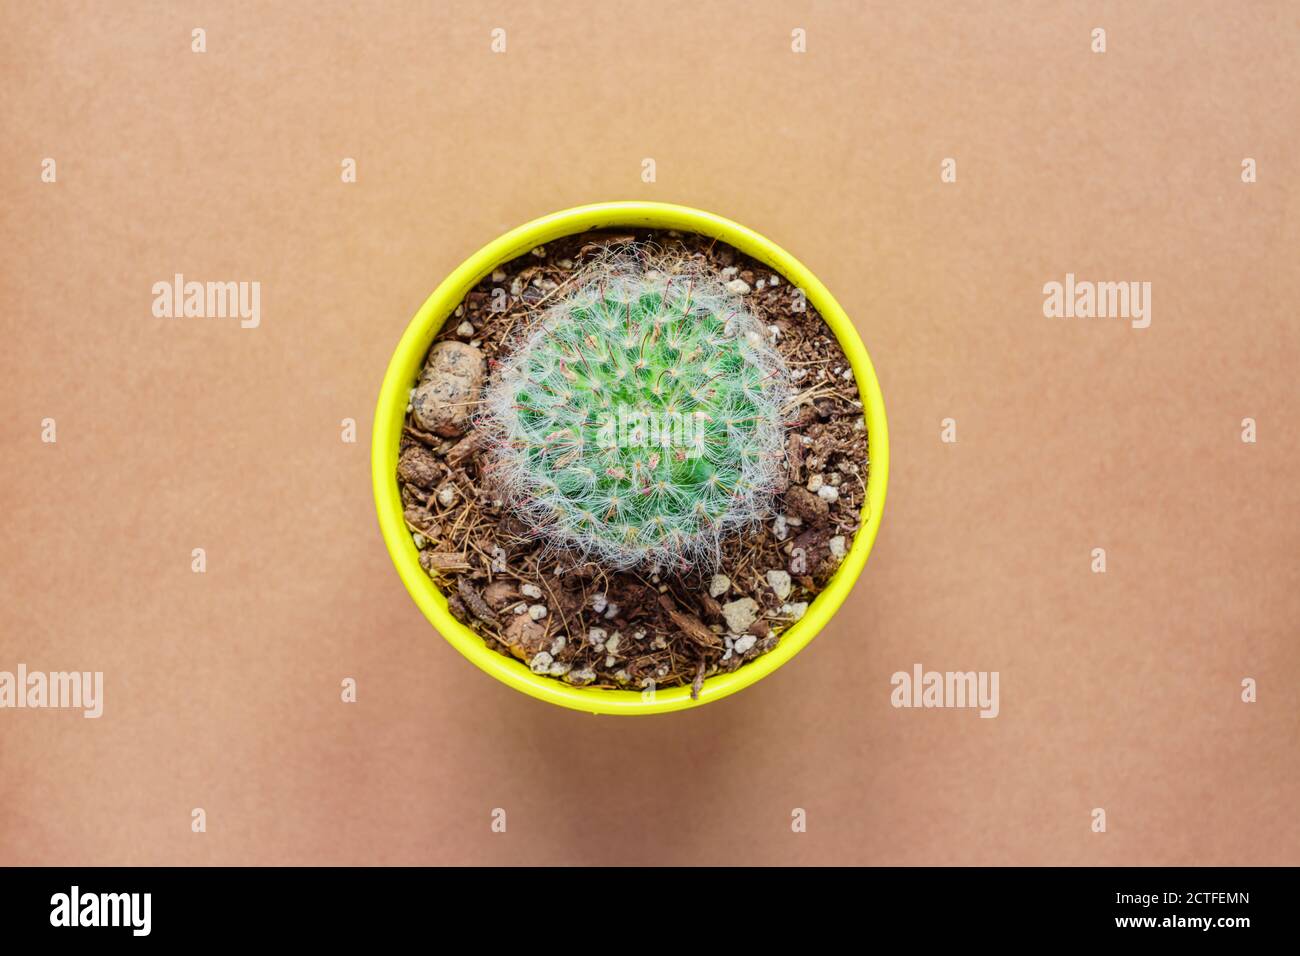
xmin=1 ymin=1 xmax=1297 ymax=865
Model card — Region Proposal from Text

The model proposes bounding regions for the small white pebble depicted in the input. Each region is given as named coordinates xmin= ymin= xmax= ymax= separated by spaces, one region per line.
xmin=520 ymin=583 xmax=543 ymax=599
xmin=587 ymin=627 xmax=608 ymax=646
xmin=530 ymin=245 xmax=546 ymax=257
xmin=549 ymin=635 xmax=566 ymax=655
xmin=725 ymin=278 xmax=752 ymax=295
xmin=513 ymin=604 xmax=526 ymax=615
xmin=469 ymin=339 xmax=482 ymax=348
xmin=592 ymin=593 xmax=608 ymax=614
xmin=766 ymin=569 xmax=792 ymax=601
xmin=456 ymin=321 xmax=475 ymax=337
xmin=709 ymin=574 xmax=731 ymax=598
xmin=734 ymin=635 xmax=758 ymax=654
xmin=632 ymin=629 xmax=647 ymax=641
xmin=454 ymin=304 xmax=465 ymax=317
xmin=786 ymin=515 xmax=803 ymax=527
xmin=604 ymin=603 xmax=620 ymax=620
xmin=755 ymin=279 xmax=766 ymax=290
xmin=818 ymin=485 xmax=840 ymax=503
xmin=529 ymin=652 xmax=553 ymax=674
xmin=769 ymin=274 xmax=780 ymax=286
xmin=548 ymin=661 xmax=572 ymax=678
xmin=842 ymin=367 xmax=854 ymax=380
xmin=412 ymin=532 xmax=427 ymax=549
xmin=509 ymin=277 xmax=525 ymax=296
xmin=566 ymin=667 xmax=597 ymax=686
xmin=790 ymin=367 xmax=807 ymax=382
xmin=605 ymin=655 xmax=617 ymax=668
xmin=528 ymin=604 xmax=547 ymax=621
xmin=773 ymin=514 xmax=789 ymax=541
xmin=491 ymin=268 xmax=507 ymax=283
xmin=828 ymin=536 xmax=847 ymax=559
xmin=557 ymin=258 xmax=574 ymax=269
xmin=807 ymin=474 xmax=824 ymax=493
xmin=781 ymin=602 xmax=809 ymax=620
xmin=721 ymin=266 xmax=739 ymax=279
xmin=436 ymin=485 xmax=455 ymax=508
xmin=605 ymin=633 xmax=621 ymax=655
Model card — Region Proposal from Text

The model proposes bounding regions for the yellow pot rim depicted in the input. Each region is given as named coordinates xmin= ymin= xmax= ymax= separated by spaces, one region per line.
xmin=372 ymin=201 xmax=889 ymax=714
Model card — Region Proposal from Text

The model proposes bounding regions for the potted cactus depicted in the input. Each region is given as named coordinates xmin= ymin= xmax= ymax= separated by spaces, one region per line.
xmin=373 ymin=202 xmax=888 ymax=713
xmin=481 ymin=255 xmax=789 ymax=571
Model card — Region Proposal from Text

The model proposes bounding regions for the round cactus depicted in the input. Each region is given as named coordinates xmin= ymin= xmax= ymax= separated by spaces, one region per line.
xmin=481 ymin=253 xmax=791 ymax=570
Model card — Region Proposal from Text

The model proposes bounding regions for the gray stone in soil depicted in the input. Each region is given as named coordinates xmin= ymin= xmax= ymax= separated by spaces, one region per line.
xmin=721 ymin=598 xmax=759 ymax=635
xmin=411 ymin=340 xmax=485 ymax=437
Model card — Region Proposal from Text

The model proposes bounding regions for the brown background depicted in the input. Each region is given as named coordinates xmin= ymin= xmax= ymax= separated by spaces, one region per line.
xmin=2 ymin=1 xmax=1297 ymax=866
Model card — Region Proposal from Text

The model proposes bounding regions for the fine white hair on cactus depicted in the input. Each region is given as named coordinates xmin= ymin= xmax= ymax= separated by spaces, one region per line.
xmin=479 ymin=247 xmax=792 ymax=570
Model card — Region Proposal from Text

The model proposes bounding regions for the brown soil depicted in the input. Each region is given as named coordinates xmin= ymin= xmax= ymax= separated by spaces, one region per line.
xmin=396 ymin=229 xmax=869 ymax=696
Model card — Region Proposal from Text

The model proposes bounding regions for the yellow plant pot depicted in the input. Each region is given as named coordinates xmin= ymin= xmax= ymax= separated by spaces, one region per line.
xmin=372 ymin=201 xmax=889 ymax=714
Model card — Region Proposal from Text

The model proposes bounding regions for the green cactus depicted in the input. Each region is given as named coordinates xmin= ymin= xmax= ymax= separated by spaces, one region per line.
xmin=482 ymin=254 xmax=790 ymax=569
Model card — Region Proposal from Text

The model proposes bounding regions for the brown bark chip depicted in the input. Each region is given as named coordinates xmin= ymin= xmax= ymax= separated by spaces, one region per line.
xmin=790 ymin=528 xmax=835 ymax=582
xmin=503 ymin=614 xmax=551 ymax=661
xmin=482 ymin=580 xmax=520 ymax=611
xmin=396 ymin=230 xmax=870 ymax=690
xmin=456 ymin=577 xmax=499 ymax=626
xmin=419 ymin=550 xmax=471 ymax=572
xmin=445 ymin=432 xmax=482 ymax=468
xmin=660 ymin=593 xmax=722 ymax=649
xmin=783 ymin=485 xmax=830 ymax=522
